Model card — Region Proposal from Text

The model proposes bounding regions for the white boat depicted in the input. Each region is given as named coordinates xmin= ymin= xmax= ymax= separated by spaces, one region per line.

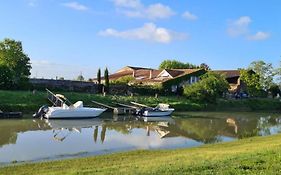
xmin=135 ymin=103 xmax=174 ymax=117
xmin=34 ymin=89 xmax=106 ymax=119
xmin=45 ymin=101 xmax=106 ymax=119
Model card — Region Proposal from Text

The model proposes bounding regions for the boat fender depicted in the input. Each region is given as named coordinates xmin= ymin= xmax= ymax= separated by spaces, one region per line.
xmin=33 ymin=105 xmax=49 ymax=118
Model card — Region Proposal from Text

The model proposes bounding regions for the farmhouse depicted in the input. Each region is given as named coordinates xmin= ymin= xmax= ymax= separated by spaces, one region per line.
xmin=98 ymin=66 xmax=249 ymax=94
xmin=99 ymin=66 xmax=206 ymax=92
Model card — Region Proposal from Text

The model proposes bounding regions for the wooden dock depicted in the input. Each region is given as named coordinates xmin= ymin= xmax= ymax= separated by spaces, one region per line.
xmin=0 ymin=110 xmax=23 ymax=118
xmin=91 ymin=101 xmax=137 ymax=115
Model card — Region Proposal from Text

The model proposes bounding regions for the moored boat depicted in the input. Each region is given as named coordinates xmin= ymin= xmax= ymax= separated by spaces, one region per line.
xmin=33 ymin=89 xmax=106 ymax=119
xmin=134 ymin=103 xmax=175 ymax=117
xmin=45 ymin=101 xmax=106 ymax=119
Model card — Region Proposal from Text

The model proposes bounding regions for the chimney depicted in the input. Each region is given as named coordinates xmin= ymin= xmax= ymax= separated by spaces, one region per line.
xmin=132 ymin=70 xmax=136 ymax=78
xmin=149 ymin=70 xmax=153 ymax=79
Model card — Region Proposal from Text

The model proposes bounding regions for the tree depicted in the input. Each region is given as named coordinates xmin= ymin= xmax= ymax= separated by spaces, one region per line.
xmin=268 ymin=84 xmax=280 ymax=98
xmin=200 ymin=63 xmax=211 ymax=70
xmin=0 ymin=65 xmax=13 ymax=89
xmin=159 ymin=59 xmax=198 ymax=69
xmin=240 ymin=69 xmax=264 ymax=97
xmin=0 ymin=38 xmax=31 ymax=89
xmin=97 ymin=68 xmax=101 ymax=84
xmin=275 ymin=60 xmax=281 ymax=85
xmin=76 ymin=74 xmax=84 ymax=81
xmin=183 ymin=72 xmax=229 ymax=102
xmin=249 ymin=60 xmax=274 ymax=90
xmin=104 ymin=68 xmax=109 ymax=91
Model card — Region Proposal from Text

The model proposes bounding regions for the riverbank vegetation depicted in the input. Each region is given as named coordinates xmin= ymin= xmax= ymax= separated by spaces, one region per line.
xmin=1 ymin=133 xmax=281 ymax=174
xmin=0 ymin=90 xmax=280 ymax=113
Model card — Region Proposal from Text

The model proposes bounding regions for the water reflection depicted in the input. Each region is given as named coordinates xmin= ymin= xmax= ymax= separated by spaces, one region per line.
xmin=1 ymin=112 xmax=281 ymax=163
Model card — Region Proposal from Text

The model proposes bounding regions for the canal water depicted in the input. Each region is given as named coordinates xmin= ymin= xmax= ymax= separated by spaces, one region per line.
xmin=0 ymin=112 xmax=281 ymax=164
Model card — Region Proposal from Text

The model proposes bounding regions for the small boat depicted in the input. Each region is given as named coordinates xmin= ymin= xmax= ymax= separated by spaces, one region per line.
xmin=132 ymin=102 xmax=174 ymax=117
xmin=33 ymin=89 xmax=106 ymax=119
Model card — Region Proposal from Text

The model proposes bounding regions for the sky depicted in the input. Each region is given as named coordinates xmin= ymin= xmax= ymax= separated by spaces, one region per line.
xmin=0 ymin=0 xmax=280 ymax=80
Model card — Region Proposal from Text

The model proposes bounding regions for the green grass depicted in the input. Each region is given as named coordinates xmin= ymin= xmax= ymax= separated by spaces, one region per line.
xmin=0 ymin=90 xmax=280 ymax=113
xmin=1 ymin=134 xmax=281 ymax=174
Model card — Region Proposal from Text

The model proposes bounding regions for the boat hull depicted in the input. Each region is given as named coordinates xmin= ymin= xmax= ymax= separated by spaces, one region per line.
xmin=45 ymin=107 xmax=106 ymax=119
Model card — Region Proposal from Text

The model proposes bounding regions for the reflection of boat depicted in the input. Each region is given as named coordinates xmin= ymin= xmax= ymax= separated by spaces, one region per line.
xmin=44 ymin=119 xmax=104 ymax=142
xmin=142 ymin=116 xmax=175 ymax=123
xmin=46 ymin=119 xmax=103 ymax=129
xmin=34 ymin=89 xmax=106 ymax=119
xmin=132 ymin=102 xmax=174 ymax=117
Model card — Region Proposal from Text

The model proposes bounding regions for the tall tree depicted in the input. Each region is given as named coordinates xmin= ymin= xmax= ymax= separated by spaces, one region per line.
xmin=159 ymin=59 xmax=197 ymax=69
xmin=275 ymin=60 xmax=281 ymax=85
xmin=249 ymin=60 xmax=274 ymax=90
xmin=104 ymin=67 xmax=109 ymax=91
xmin=0 ymin=38 xmax=31 ymax=89
xmin=97 ymin=68 xmax=101 ymax=84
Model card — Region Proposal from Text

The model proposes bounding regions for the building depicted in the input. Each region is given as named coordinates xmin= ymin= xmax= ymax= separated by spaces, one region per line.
xmin=99 ymin=66 xmax=206 ymax=93
xmin=212 ymin=70 xmax=249 ymax=94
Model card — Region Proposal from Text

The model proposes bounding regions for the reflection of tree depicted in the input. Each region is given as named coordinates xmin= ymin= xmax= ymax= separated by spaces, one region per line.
xmin=172 ymin=118 xmax=227 ymax=144
xmin=0 ymin=119 xmax=49 ymax=147
xmin=101 ymin=125 xmax=106 ymax=143
xmin=93 ymin=126 xmax=98 ymax=143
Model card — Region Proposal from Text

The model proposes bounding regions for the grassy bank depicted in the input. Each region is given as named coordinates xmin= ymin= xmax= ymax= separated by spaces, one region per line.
xmin=1 ymin=133 xmax=281 ymax=174
xmin=0 ymin=90 xmax=280 ymax=113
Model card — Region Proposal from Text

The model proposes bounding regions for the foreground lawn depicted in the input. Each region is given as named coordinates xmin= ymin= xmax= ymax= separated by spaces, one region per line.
xmin=1 ymin=134 xmax=281 ymax=174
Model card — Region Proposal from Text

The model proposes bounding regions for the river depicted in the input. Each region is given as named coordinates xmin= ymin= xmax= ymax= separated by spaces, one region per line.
xmin=0 ymin=112 xmax=281 ymax=164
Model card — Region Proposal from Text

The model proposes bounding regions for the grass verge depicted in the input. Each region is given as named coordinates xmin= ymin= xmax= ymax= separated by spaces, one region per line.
xmin=0 ymin=90 xmax=280 ymax=113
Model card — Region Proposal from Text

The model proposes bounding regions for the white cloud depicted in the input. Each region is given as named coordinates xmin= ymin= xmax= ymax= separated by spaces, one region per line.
xmin=227 ymin=16 xmax=270 ymax=41
xmin=112 ymin=0 xmax=142 ymax=8
xmin=26 ymin=0 xmax=37 ymax=7
xmin=62 ymin=2 xmax=89 ymax=11
xmin=99 ymin=23 xmax=187 ymax=44
xmin=227 ymin=16 xmax=251 ymax=37
xmin=144 ymin=3 xmax=175 ymax=19
xmin=182 ymin=11 xmax=198 ymax=21
xmin=112 ymin=0 xmax=175 ymax=19
xmin=247 ymin=31 xmax=270 ymax=41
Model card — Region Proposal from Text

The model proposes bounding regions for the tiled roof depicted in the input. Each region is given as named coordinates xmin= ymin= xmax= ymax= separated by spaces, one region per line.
xmin=212 ymin=70 xmax=240 ymax=78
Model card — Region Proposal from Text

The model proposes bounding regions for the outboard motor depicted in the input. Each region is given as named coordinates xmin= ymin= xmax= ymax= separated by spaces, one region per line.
xmin=136 ymin=107 xmax=146 ymax=116
xmin=33 ymin=105 xmax=49 ymax=118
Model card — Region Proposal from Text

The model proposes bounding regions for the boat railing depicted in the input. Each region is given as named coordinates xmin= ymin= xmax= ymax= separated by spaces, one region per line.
xmin=46 ymin=89 xmax=72 ymax=107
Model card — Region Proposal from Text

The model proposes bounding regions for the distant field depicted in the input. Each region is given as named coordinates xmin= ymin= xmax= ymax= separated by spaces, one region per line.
xmin=1 ymin=133 xmax=281 ymax=174
xmin=0 ymin=90 xmax=280 ymax=113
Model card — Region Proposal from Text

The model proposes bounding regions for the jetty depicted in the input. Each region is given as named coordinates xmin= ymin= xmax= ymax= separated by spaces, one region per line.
xmin=91 ymin=100 xmax=137 ymax=115
xmin=0 ymin=110 xmax=23 ymax=118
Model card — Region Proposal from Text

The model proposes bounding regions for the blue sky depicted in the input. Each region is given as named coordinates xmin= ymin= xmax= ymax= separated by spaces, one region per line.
xmin=0 ymin=0 xmax=280 ymax=79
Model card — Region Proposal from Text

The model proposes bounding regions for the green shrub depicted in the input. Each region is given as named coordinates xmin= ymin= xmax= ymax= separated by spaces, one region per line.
xmin=184 ymin=72 xmax=229 ymax=103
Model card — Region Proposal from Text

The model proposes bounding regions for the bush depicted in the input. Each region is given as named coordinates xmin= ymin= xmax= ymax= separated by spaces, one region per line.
xmin=183 ymin=72 xmax=229 ymax=103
